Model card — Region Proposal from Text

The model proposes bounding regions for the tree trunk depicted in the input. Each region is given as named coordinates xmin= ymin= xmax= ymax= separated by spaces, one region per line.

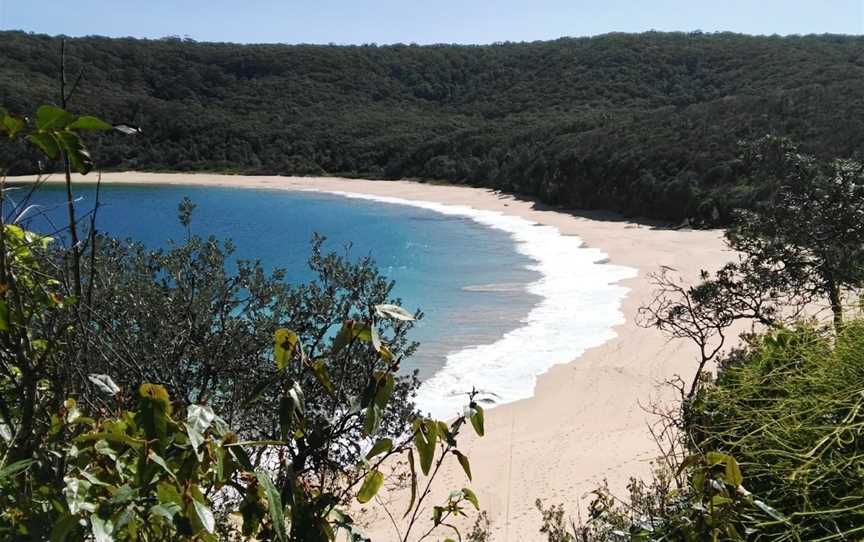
xmin=828 ymin=280 xmax=843 ymax=330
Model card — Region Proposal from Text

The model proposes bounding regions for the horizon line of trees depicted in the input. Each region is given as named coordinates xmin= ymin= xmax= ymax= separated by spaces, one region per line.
xmin=0 ymin=30 xmax=862 ymax=223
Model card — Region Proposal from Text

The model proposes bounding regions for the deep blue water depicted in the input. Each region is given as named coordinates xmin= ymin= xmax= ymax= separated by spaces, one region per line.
xmin=15 ymin=182 xmax=539 ymax=379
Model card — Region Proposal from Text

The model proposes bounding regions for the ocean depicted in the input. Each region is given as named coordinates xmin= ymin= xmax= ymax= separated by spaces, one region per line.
xmin=14 ymin=181 xmax=635 ymax=418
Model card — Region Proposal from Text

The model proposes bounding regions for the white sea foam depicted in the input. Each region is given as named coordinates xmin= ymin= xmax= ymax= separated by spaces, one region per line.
xmin=300 ymin=189 xmax=637 ymax=419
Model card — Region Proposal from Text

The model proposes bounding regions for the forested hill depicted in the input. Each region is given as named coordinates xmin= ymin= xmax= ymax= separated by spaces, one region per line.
xmin=1 ymin=30 xmax=863 ymax=222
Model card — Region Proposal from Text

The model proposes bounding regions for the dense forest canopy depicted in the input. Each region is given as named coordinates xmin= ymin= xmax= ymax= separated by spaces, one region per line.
xmin=1 ymin=30 xmax=863 ymax=221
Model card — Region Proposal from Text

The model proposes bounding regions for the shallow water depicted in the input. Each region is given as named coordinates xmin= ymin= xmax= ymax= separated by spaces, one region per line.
xmin=14 ymin=182 xmax=541 ymax=384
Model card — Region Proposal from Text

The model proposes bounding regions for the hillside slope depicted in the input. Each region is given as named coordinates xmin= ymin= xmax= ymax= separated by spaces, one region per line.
xmin=1 ymin=31 xmax=862 ymax=221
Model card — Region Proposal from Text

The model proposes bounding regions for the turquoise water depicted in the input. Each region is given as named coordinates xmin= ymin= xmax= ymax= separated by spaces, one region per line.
xmin=15 ymin=182 xmax=540 ymax=380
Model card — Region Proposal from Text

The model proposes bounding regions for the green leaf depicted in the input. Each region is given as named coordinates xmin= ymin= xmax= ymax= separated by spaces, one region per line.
xmin=366 ymin=438 xmax=393 ymax=460
xmin=724 ymin=455 xmax=743 ymax=487
xmin=27 ymin=132 xmax=61 ymax=159
xmin=353 ymin=324 xmax=373 ymax=342
xmin=157 ymin=481 xmax=183 ymax=506
xmin=0 ymin=459 xmax=35 ymax=482
xmin=413 ymin=419 xmax=438 ymax=475
xmin=79 ymin=470 xmax=110 ymax=487
xmin=0 ymin=300 xmax=8 ymax=332
xmin=229 ymin=443 xmax=254 ymax=471
xmin=56 ymin=131 xmax=94 ymax=174
xmin=364 ymin=404 xmax=381 ymax=435
xmin=469 ymin=404 xmax=485 ymax=437
xmin=149 ymin=502 xmax=181 ymax=522
xmin=274 ymin=328 xmax=301 ymax=370
xmin=332 ymin=321 xmax=354 ymax=354
xmin=138 ymin=384 xmax=172 ymax=450
xmin=378 ymin=344 xmax=395 ymax=363
xmin=193 ymin=500 xmax=216 ymax=534
xmin=462 ymin=487 xmax=479 ymax=510
xmin=109 ymin=484 xmax=137 ymax=505
xmin=711 ymin=495 xmax=733 ymax=507
xmin=148 ymin=450 xmax=177 ymax=481
xmin=1 ymin=112 xmax=26 ymax=139
xmin=256 ymin=470 xmax=288 ymax=542
xmin=692 ymin=469 xmax=706 ymax=493
xmin=68 ymin=115 xmax=113 ymax=131
xmin=404 ymin=449 xmax=417 ymax=518
xmin=187 ymin=426 xmax=205 ymax=462
xmin=356 ymin=469 xmax=384 ymax=503
xmin=374 ymin=304 xmax=415 ymax=321
xmin=453 ymin=450 xmax=472 ymax=481
xmin=432 ymin=506 xmax=443 ymax=525
xmin=311 ymin=359 xmax=335 ymax=395
xmin=705 ymin=451 xmax=731 ymax=466
xmin=35 ymin=105 xmax=75 ymax=130
xmin=139 ymin=383 xmax=171 ymax=410
xmin=374 ymin=373 xmax=395 ymax=409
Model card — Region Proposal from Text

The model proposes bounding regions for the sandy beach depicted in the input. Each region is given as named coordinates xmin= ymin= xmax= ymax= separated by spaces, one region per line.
xmin=16 ymin=172 xmax=736 ymax=540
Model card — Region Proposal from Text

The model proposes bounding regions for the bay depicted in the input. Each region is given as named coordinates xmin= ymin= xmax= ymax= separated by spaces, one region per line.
xmin=14 ymin=182 xmax=541 ymax=381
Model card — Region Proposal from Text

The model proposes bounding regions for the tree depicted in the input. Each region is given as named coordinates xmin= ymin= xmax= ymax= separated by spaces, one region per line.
xmin=639 ymin=137 xmax=864 ymax=401
xmin=727 ymin=136 xmax=864 ymax=328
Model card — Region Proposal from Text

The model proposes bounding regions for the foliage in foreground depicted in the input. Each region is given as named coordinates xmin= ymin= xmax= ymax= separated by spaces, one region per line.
xmin=541 ymin=139 xmax=864 ymax=540
xmin=0 ymin=105 xmax=488 ymax=540
xmin=538 ymin=320 xmax=864 ymax=541
xmin=687 ymin=322 xmax=864 ymax=541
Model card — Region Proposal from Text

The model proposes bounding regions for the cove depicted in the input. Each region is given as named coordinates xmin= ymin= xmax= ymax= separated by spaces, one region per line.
xmin=15 ymin=182 xmax=542 ymax=390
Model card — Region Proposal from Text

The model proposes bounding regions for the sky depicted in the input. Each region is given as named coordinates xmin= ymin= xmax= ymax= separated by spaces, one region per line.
xmin=0 ymin=0 xmax=862 ymax=45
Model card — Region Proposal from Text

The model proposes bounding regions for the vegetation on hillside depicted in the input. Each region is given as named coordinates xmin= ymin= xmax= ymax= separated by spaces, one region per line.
xmin=1 ymin=31 xmax=863 ymax=222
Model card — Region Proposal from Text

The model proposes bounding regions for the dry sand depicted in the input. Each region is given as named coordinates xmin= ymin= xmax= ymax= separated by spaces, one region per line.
xmin=16 ymin=172 xmax=737 ymax=540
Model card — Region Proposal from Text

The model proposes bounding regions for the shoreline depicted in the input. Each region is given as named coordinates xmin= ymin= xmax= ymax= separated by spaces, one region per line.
xmin=308 ymin=189 xmax=637 ymax=419
xmin=12 ymin=172 xmax=735 ymax=540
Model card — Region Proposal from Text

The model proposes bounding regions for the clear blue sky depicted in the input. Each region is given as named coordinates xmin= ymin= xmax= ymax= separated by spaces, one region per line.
xmin=1 ymin=0 xmax=862 ymax=45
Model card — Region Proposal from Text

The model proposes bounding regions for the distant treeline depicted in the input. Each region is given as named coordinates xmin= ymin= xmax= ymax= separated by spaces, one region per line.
xmin=1 ymin=30 xmax=862 ymax=222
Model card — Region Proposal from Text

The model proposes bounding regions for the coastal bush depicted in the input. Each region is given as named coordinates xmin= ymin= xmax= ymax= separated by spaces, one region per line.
xmin=562 ymin=140 xmax=864 ymax=540
xmin=0 ymin=105 xmax=489 ymax=540
xmin=72 ymin=226 xmax=422 ymax=458
xmin=686 ymin=322 xmax=864 ymax=540
xmin=580 ymin=320 xmax=864 ymax=541
xmin=638 ymin=138 xmax=864 ymax=401
xmin=537 ymin=320 xmax=864 ymax=541
xmin=725 ymin=137 xmax=864 ymax=327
